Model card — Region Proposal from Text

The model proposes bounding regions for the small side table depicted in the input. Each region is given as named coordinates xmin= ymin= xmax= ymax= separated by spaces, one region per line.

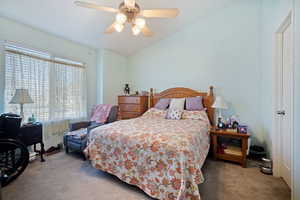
xmin=210 ymin=127 xmax=250 ymax=167
xmin=18 ymin=122 xmax=45 ymax=162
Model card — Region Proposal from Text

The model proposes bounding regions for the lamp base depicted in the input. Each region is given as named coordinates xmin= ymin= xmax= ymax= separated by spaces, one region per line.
xmin=20 ymin=103 xmax=24 ymax=122
xmin=217 ymin=117 xmax=226 ymax=129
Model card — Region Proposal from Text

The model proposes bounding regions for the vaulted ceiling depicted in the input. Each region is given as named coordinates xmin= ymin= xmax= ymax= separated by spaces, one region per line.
xmin=0 ymin=0 xmax=234 ymax=55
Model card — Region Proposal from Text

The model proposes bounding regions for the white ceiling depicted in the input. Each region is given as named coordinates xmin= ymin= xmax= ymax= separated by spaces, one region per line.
xmin=0 ymin=0 xmax=234 ymax=55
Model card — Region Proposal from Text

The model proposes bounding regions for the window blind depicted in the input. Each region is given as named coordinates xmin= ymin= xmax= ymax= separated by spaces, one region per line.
xmin=4 ymin=44 xmax=87 ymax=122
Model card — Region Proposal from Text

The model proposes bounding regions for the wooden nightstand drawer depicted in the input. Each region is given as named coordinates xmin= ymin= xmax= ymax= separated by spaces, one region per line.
xmin=119 ymin=104 xmax=142 ymax=112
xmin=118 ymin=96 xmax=141 ymax=104
xmin=121 ymin=112 xmax=141 ymax=119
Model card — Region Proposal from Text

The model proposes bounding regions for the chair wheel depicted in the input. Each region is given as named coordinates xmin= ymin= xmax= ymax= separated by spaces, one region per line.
xmin=0 ymin=139 xmax=29 ymax=187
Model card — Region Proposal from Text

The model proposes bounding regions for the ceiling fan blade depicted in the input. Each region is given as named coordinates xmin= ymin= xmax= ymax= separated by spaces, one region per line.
xmin=75 ymin=1 xmax=118 ymax=13
xmin=104 ymin=23 xmax=116 ymax=34
xmin=141 ymin=25 xmax=154 ymax=37
xmin=140 ymin=8 xmax=179 ymax=18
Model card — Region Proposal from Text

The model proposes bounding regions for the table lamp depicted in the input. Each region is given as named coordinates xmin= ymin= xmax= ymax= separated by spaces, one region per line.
xmin=9 ymin=89 xmax=34 ymax=120
xmin=212 ymin=96 xmax=228 ymax=129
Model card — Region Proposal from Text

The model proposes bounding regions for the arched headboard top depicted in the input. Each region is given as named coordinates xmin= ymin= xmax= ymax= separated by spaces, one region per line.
xmin=148 ymin=86 xmax=215 ymax=125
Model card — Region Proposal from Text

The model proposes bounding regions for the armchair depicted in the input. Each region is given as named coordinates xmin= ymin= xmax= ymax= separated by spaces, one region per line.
xmin=64 ymin=105 xmax=118 ymax=158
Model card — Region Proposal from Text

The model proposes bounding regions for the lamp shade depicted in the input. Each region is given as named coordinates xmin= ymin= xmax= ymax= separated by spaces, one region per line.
xmin=9 ymin=89 xmax=34 ymax=104
xmin=212 ymin=96 xmax=228 ymax=109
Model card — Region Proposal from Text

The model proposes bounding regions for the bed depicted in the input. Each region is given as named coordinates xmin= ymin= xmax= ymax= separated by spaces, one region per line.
xmin=85 ymin=87 xmax=215 ymax=200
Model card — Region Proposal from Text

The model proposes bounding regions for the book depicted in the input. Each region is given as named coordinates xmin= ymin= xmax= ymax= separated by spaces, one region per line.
xmin=224 ymin=145 xmax=242 ymax=156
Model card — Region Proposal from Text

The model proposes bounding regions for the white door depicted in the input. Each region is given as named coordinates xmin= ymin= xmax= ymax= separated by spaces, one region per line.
xmin=278 ymin=18 xmax=293 ymax=188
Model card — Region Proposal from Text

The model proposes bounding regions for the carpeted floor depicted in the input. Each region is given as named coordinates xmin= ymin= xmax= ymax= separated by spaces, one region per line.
xmin=2 ymin=152 xmax=290 ymax=200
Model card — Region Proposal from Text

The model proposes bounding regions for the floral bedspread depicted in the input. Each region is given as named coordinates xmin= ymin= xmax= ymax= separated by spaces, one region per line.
xmin=85 ymin=111 xmax=210 ymax=200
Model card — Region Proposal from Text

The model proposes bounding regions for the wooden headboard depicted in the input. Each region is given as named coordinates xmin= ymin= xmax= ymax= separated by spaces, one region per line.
xmin=148 ymin=86 xmax=215 ymax=125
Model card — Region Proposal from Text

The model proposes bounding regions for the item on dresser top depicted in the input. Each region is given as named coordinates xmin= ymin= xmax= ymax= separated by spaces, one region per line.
xmin=237 ymin=125 xmax=248 ymax=134
xmin=212 ymin=96 xmax=228 ymax=129
xmin=124 ymin=84 xmax=130 ymax=95
xmin=225 ymin=118 xmax=232 ymax=128
xmin=232 ymin=121 xmax=239 ymax=129
xmin=28 ymin=114 xmax=36 ymax=123
xmin=185 ymin=96 xmax=204 ymax=111
xmin=216 ymin=117 xmax=226 ymax=129
xmin=169 ymin=98 xmax=185 ymax=110
xmin=154 ymin=98 xmax=170 ymax=110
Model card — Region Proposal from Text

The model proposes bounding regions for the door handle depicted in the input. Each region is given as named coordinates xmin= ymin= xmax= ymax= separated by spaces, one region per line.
xmin=276 ymin=110 xmax=286 ymax=115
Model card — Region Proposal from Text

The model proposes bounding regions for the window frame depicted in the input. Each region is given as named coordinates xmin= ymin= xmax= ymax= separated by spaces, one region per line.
xmin=2 ymin=41 xmax=87 ymax=122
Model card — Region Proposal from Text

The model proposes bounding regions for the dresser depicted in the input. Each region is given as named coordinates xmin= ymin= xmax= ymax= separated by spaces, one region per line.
xmin=118 ymin=95 xmax=148 ymax=120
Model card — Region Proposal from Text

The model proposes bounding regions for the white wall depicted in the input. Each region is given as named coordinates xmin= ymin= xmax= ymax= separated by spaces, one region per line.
xmin=0 ymin=17 xmax=129 ymax=117
xmin=0 ymin=16 xmax=98 ymax=114
xmin=260 ymin=0 xmax=293 ymax=156
xmin=129 ymin=1 xmax=263 ymax=144
xmin=98 ymin=49 xmax=129 ymax=105
xmin=294 ymin=0 xmax=300 ymax=198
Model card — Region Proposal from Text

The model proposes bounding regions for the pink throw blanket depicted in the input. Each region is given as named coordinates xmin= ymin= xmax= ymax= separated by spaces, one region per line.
xmin=90 ymin=104 xmax=113 ymax=123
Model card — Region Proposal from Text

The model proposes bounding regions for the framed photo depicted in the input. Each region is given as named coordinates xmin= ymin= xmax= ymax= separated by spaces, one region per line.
xmin=237 ymin=125 xmax=247 ymax=134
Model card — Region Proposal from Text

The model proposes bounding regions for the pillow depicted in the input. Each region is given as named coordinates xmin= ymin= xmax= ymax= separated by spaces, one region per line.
xmin=169 ymin=98 xmax=185 ymax=110
xmin=166 ymin=109 xmax=183 ymax=120
xmin=186 ymin=96 xmax=204 ymax=111
xmin=182 ymin=110 xmax=211 ymax=125
xmin=143 ymin=108 xmax=167 ymax=119
xmin=154 ymin=98 xmax=170 ymax=110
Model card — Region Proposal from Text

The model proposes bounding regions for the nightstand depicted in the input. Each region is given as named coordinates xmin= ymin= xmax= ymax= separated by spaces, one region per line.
xmin=18 ymin=122 xmax=45 ymax=162
xmin=210 ymin=127 xmax=250 ymax=167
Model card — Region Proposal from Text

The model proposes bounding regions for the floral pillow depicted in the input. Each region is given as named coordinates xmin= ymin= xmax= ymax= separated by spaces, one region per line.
xmin=166 ymin=109 xmax=183 ymax=120
xmin=143 ymin=108 xmax=167 ymax=119
xmin=182 ymin=110 xmax=210 ymax=124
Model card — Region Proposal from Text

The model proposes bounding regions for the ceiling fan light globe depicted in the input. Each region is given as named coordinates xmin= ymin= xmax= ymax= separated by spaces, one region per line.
xmin=124 ymin=0 xmax=135 ymax=8
xmin=132 ymin=25 xmax=141 ymax=36
xmin=135 ymin=18 xmax=146 ymax=29
xmin=114 ymin=23 xmax=124 ymax=32
xmin=116 ymin=13 xmax=127 ymax=24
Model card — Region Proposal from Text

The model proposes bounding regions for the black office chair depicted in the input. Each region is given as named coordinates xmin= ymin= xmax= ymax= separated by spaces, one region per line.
xmin=0 ymin=114 xmax=29 ymax=187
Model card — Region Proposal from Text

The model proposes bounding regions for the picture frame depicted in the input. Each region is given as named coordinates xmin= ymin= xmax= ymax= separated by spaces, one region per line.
xmin=237 ymin=125 xmax=247 ymax=134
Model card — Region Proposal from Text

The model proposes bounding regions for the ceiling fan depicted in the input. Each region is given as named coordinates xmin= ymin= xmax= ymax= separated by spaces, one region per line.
xmin=75 ymin=0 xmax=179 ymax=37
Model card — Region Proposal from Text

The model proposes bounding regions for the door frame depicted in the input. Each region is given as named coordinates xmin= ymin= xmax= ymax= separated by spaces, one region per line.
xmin=272 ymin=11 xmax=294 ymax=192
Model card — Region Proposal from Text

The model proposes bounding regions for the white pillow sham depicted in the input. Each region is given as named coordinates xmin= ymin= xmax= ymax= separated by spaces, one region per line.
xmin=169 ymin=98 xmax=185 ymax=110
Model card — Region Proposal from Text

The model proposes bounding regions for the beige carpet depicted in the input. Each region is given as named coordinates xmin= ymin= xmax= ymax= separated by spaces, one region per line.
xmin=2 ymin=152 xmax=290 ymax=200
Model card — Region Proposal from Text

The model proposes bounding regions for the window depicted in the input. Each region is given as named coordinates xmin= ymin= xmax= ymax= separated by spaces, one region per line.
xmin=4 ymin=43 xmax=87 ymax=122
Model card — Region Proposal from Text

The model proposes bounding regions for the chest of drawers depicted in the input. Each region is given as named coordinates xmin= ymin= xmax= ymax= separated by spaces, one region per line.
xmin=118 ymin=96 xmax=148 ymax=120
